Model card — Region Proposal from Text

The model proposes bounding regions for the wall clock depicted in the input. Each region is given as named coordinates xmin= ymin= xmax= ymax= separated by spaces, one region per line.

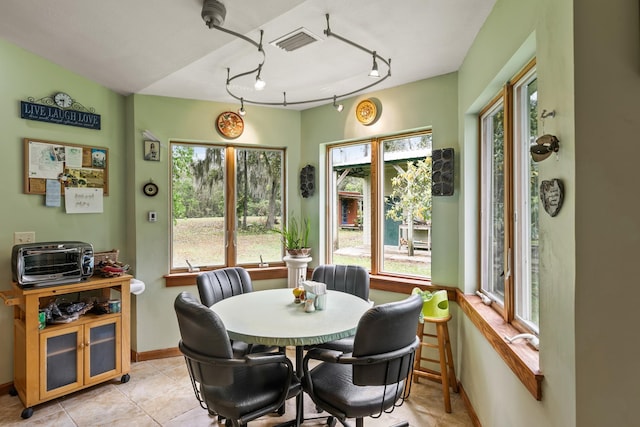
xmin=216 ymin=111 xmax=244 ymax=139
xmin=355 ymin=99 xmax=379 ymax=125
xmin=142 ymin=181 xmax=159 ymax=197
xmin=54 ymin=92 xmax=73 ymax=108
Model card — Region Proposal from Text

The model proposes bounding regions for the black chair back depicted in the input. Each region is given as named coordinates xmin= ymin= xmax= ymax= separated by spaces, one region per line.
xmin=174 ymin=291 xmax=234 ymax=386
xmin=301 ymin=294 xmax=423 ymax=426
xmin=174 ymin=292 xmax=300 ymax=423
xmin=311 ymin=264 xmax=369 ymax=301
xmin=197 ymin=267 xmax=253 ymax=307
xmin=352 ymin=294 xmax=422 ymax=386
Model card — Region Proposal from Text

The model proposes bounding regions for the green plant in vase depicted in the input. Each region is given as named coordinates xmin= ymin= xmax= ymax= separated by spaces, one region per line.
xmin=274 ymin=215 xmax=311 ymax=257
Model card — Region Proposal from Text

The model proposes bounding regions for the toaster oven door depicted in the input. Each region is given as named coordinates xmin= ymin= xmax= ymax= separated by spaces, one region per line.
xmin=19 ymin=247 xmax=84 ymax=287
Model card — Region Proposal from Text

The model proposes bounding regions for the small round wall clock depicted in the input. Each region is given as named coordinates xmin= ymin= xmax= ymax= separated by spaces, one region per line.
xmin=142 ymin=181 xmax=159 ymax=197
xmin=54 ymin=92 xmax=73 ymax=108
xmin=216 ymin=111 xmax=244 ymax=139
xmin=355 ymin=99 xmax=379 ymax=125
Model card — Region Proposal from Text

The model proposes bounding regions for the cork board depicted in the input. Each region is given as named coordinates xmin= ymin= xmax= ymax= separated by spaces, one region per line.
xmin=23 ymin=138 xmax=109 ymax=195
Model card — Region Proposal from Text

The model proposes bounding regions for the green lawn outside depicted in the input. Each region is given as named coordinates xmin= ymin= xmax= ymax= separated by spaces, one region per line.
xmin=174 ymin=218 xmax=431 ymax=278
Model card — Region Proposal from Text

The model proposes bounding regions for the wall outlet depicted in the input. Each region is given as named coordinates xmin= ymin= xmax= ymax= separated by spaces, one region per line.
xmin=14 ymin=231 xmax=36 ymax=245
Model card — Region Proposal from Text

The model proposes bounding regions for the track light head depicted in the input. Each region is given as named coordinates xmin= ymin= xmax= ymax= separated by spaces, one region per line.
xmin=254 ymin=76 xmax=266 ymax=91
xmin=238 ymin=98 xmax=246 ymax=116
xmin=333 ymin=96 xmax=344 ymax=112
xmin=369 ymin=52 xmax=380 ymax=78
xmin=254 ymin=65 xmax=266 ymax=90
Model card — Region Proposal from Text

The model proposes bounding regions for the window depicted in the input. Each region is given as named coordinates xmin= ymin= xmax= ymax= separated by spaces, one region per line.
xmin=326 ymin=131 xmax=433 ymax=279
xmin=170 ymin=143 xmax=285 ymax=271
xmin=479 ymin=59 xmax=539 ymax=333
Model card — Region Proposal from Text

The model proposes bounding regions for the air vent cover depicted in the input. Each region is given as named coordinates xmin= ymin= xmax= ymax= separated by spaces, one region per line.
xmin=270 ymin=28 xmax=321 ymax=52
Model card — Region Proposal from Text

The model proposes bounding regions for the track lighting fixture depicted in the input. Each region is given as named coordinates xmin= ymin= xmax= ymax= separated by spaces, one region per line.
xmin=333 ymin=96 xmax=344 ymax=113
xmin=201 ymin=0 xmax=391 ymax=109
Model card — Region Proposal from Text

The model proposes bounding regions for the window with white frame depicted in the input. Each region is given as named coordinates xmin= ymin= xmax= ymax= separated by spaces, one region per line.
xmin=479 ymin=59 xmax=539 ymax=333
xmin=170 ymin=143 xmax=285 ymax=271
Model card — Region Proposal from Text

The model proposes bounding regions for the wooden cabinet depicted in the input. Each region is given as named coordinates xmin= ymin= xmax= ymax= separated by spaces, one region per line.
xmin=0 ymin=275 xmax=131 ymax=419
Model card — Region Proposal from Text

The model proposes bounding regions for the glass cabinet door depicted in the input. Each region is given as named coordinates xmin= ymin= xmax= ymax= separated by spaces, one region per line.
xmin=40 ymin=326 xmax=83 ymax=400
xmin=85 ymin=318 xmax=121 ymax=384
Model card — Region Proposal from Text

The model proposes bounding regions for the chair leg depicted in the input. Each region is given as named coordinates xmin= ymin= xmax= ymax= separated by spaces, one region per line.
xmin=413 ymin=323 xmax=424 ymax=383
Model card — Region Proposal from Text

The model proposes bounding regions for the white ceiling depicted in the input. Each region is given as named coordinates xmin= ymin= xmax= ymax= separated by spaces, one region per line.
xmin=0 ymin=0 xmax=496 ymax=110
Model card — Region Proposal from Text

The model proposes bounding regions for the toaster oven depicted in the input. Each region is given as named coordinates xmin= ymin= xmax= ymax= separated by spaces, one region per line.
xmin=12 ymin=241 xmax=94 ymax=288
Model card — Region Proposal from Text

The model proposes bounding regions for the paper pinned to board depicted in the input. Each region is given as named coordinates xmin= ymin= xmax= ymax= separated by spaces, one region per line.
xmin=65 ymin=188 xmax=103 ymax=213
xmin=45 ymin=179 xmax=61 ymax=207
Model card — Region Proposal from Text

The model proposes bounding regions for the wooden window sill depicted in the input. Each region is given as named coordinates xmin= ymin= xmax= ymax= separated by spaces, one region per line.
xmin=456 ymin=290 xmax=543 ymax=400
xmin=164 ymin=266 xmax=289 ymax=287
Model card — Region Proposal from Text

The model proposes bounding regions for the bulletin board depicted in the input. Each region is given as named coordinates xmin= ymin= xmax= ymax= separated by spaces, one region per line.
xmin=23 ymin=138 xmax=109 ymax=195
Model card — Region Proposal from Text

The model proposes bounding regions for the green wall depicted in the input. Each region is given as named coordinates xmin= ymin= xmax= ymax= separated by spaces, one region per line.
xmin=0 ymin=39 xmax=128 ymax=385
xmin=127 ymin=94 xmax=302 ymax=352
xmin=457 ymin=0 xmax=576 ymax=426
xmin=5 ymin=1 xmax=638 ymax=425
xmin=301 ymin=72 xmax=460 ymax=286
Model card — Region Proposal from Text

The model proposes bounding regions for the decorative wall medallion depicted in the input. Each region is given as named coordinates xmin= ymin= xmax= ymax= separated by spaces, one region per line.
xmin=540 ymin=179 xmax=564 ymax=217
xmin=355 ymin=99 xmax=379 ymax=125
xmin=216 ymin=111 xmax=244 ymax=139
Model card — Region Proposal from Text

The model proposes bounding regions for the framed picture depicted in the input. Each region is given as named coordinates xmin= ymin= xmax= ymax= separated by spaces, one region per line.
xmin=144 ymin=140 xmax=160 ymax=161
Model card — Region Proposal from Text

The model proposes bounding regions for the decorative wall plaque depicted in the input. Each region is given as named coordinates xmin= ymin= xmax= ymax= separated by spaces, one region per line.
xmin=20 ymin=93 xmax=101 ymax=130
xmin=540 ymin=178 xmax=564 ymax=217
xmin=432 ymin=148 xmax=455 ymax=196
xmin=355 ymin=99 xmax=380 ymax=125
xmin=300 ymin=164 xmax=315 ymax=198
xmin=216 ymin=111 xmax=244 ymax=138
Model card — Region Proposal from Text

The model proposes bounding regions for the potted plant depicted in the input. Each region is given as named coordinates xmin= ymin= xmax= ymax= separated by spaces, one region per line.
xmin=274 ymin=215 xmax=311 ymax=257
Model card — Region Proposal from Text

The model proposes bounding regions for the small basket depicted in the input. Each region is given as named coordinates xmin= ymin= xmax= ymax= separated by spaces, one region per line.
xmin=93 ymin=249 xmax=129 ymax=277
xmin=94 ymin=249 xmax=119 ymax=264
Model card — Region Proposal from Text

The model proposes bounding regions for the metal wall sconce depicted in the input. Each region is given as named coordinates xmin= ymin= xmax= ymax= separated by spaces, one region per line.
xmin=530 ymin=134 xmax=560 ymax=162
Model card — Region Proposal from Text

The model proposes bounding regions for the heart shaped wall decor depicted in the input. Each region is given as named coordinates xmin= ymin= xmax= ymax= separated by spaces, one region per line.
xmin=540 ymin=179 xmax=564 ymax=217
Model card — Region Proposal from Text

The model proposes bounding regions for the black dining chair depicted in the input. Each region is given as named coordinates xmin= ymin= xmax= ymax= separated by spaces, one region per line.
xmin=174 ymin=292 xmax=301 ymax=427
xmin=197 ymin=267 xmax=278 ymax=356
xmin=302 ymin=294 xmax=422 ymax=427
xmin=310 ymin=264 xmax=371 ymax=353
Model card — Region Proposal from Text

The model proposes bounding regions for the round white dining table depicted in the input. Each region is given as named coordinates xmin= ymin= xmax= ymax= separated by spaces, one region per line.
xmin=209 ymin=288 xmax=372 ymax=427
xmin=210 ymin=288 xmax=372 ymax=348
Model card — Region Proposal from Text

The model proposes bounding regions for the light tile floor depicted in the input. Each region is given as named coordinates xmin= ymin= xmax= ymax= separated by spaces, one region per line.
xmin=0 ymin=350 xmax=473 ymax=426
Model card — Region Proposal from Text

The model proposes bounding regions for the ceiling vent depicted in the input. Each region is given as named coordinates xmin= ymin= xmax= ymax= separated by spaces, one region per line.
xmin=269 ymin=28 xmax=321 ymax=52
